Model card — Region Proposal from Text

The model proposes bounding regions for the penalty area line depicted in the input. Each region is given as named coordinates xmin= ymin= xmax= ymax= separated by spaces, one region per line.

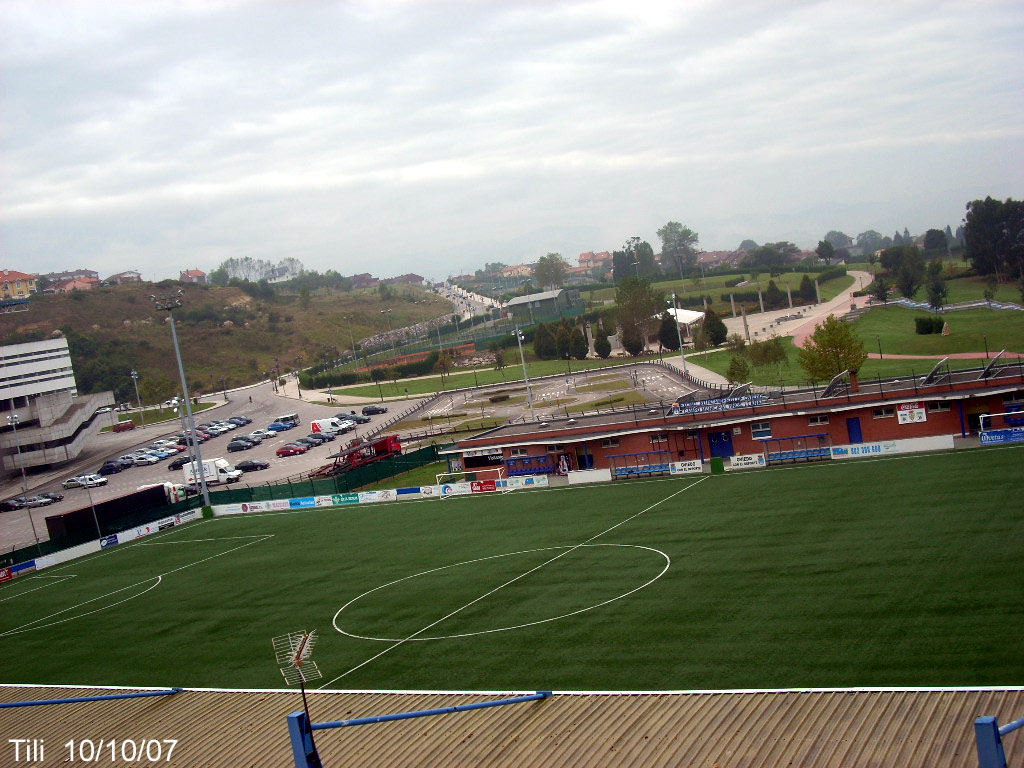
xmin=317 ymin=475 xmax=707 ymax=689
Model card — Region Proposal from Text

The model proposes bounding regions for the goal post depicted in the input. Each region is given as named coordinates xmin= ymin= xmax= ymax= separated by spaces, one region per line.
xmin=435 ymin=465 xmax=510 ymax=499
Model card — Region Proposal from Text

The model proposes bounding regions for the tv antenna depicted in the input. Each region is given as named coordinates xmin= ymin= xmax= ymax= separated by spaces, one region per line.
xmin=273 ymin=630 xmax=323 ymax=767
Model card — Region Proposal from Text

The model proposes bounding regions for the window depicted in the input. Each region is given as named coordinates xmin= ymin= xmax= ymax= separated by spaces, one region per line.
xmin=546 ymin=444 xmax=565 ymax=451
xmin=751 ymin=421 xmax=772 ymax=439
xmin=927 ymin=401 xmax=951 ymax=413
xmin=1003 ymin=392 xmax=1024 ymax=404
xmin=873 ymin=407 xmax=895 ymax=419
xmin=509 ymin=447 xmax=528 ymax=457
xmin=808 ymin=414 xmax=830 ymax=425
xmin=600 ymin=438 xmax=619 ymax=448
xmin=649 ymin=432 xmax=668 ymax=445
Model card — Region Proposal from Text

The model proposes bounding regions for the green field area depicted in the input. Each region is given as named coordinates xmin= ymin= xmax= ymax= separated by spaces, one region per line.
xmin=329 ymin=358 xmax=641 ymax=399
xmin=691 ymin=306 xmax=1024 ymax=385
xmin=100 ymin=402 xmax=216 ymax=432
xmin=3 ymin=446 xmax=1020 ymax=691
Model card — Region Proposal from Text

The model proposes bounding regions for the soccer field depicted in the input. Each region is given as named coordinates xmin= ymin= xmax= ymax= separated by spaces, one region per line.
xmin=2 ymin=446 xmax=1022 ymax=692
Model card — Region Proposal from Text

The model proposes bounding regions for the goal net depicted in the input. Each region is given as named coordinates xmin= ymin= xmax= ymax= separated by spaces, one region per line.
xmin=435 ymin=465 xmax=510 ymax=499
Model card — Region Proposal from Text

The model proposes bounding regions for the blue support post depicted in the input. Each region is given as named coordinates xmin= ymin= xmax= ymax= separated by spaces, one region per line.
xmin=287 ymin=711 xmax=322 ymax=768
xmin=0 ymin=688 xmax=181 ymax=709
xmin=976 ymin=716 xmax=1007 ymax=768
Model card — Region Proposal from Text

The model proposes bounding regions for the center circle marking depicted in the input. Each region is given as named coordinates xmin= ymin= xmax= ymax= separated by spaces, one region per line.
xmin=332 ymin=543 xmax=670 ymax=641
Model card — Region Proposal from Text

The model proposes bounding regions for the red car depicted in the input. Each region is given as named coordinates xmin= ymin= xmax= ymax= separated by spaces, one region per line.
xmin=276 ymin=444 xmax=308 ymax=457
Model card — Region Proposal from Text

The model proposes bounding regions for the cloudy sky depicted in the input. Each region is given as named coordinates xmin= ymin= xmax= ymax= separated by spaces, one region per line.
xmin=2 ymin=1 xmax=1022 ymax=282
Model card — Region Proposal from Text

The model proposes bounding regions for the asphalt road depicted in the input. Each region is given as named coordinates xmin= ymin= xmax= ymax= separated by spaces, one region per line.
xmin=0 ymin=381 xmax=420 ymax=551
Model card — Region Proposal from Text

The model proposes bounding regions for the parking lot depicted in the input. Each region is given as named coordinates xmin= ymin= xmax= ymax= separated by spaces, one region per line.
xmin=0 ymin=381 xmax=421 ymax=551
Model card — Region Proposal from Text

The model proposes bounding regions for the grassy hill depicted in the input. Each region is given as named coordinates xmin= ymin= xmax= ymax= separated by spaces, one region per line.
xmin=0 ymin=282 xmax=450 ymax=402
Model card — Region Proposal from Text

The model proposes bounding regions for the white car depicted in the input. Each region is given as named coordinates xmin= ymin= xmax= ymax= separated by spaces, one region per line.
xmin=249 ymin=429 xmax=273 ymax=439
xmin=69 ymin=473 xmax=107 ymax=489
xmin=131 ymin=453 xmax=160 ymax=466
xmin=213 ymin=421 xmax=238 ymax=430
xmin=244 ymin=432 xmax=264 ymax=443
xmin=117 ymin=455 xmax=137 ymax=466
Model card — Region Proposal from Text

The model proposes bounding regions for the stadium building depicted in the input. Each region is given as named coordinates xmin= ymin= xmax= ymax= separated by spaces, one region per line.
xmin=0 ymin=337 xmax=114 ymax=475
xmin=448 ymin=363 xmax=1024 ymax=478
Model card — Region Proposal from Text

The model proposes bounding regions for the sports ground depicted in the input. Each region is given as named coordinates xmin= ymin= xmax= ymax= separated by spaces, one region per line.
xmin=2 ymin=445 xmax=1022 ymax=693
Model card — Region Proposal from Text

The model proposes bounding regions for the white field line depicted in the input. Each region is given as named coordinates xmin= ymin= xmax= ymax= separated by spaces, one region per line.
xmin=137 ymin=535 xmax=269 ymax=545
xmin=0 ymin=535 xmax=273 ymax=637
xmin=0 ymin=575 xmax=76 ymax=603
xmin=317 ymin=476 xmax=707 ymax=689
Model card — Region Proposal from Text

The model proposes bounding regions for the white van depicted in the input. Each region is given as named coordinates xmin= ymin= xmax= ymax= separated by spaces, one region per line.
xmin=310 ymin=417 xmax=353 ymax=436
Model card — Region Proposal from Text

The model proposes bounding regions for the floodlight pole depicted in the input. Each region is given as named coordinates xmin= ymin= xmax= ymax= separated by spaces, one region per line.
xmin=130 ymin=369 xmax=145 ymax=425
xmin=6 ymin=413 xmax=40 ymax=552
xmin=672 ymin=293 xmax=687 ymax=374
xmin=150 ymin=291 xmax=210 ymax=507
xmin=512 ymin=316 xmax=536 ymax=421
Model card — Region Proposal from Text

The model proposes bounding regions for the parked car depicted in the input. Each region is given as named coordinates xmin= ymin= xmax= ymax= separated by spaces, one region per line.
xmin=226 ymin=440 xmax=253 ymax=452
xmin=340 ymin=412 xmax=372 ymax=424
xmin=116 ymin=455 xmax=137 ymax=466
xmin=7 ymin=497 xmax=30 ymax=508
xmin=0 ymin=500 xmax=22 ymax=512
xmin=234 ymin=459 xmax=270 ymax=472
xmin=292 ymin=437 xmax=319 ymax=449
xmin=361 ymin=405 xmax=388 ymax=415
xmin=23 ymin=496 xmax=56 ymax=508
xmin=232 ymin=435 xmax=259 ymax=446
xmin=39 ymin=491 xmax=64 ymax=503
xmin=228 ymin=416 xmax=252 ymax=426
xmin=266 ymin=422 xmax=291 ymax=432
xmin=213 ymin=420 xmax=238 ymax=430
xmin=97 ymin=461 xmax=123 ymax=475
xmin=307 ymin=432 xmax=335 ymax=442
xmin=276 ymin=444 xmax=308 ymax=457
xmin=112 ymin=420 xmax=136 ymax=433
xmin=168 ymin=455 xmax=192 ymax=471
xmin=249 ymin=429 xmax=274 ymax=439
xmin=63 ymin=474 xmax=107 ymax=489
xmin=244 ymin=432 xmax=264 ymax=444
xmin=131 ymin=453 xmax=160 ymax=466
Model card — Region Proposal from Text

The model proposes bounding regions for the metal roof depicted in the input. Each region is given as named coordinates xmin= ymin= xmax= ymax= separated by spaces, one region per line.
xmin=3 ymin=685 xmax=1020 ymax=767
xmin=507 ymin=289 xmax=564 ymax=306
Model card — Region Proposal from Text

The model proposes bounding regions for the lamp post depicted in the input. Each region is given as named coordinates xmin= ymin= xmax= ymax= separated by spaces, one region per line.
xmin=876 ymin=335 xmax=883 ymax=360
xmin=82 ymin=480 xmax=102 ymax=540
xmin=129 ymin=369 xmax=145 ymax=425
xmin=512 ymin=316 xmax=536 ymax=421
xmin=380 ymin=309 xmax=395 ymax=357
xmin=6 ymin=413 xmax=28 ymax=493
xmin=671 ymin=293 xmax=687 ymax=374
xmin=149 ymin=290 xmax=210 ymax=507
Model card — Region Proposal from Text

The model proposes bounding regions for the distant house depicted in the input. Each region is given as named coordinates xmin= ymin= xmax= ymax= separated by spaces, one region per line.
xmin=179 ymin=269 xmax=207 ymax=285
xmin=501 ymin=264 xmax=534 ymax=279
xmin=349 ymin=273 xmax=379 ymax=289
xmin=40 ymin=268 xmax=99 ymax=283
xmin=54 ymin=277 xmax=98 ymax=293
xmin=578 ymin=251 xmax=612 ymax=269
xmin=106 ymin=270 xmax=143 ymax=285
xmin=0 ymin=270 xmax=38 ymax=299
xmin=384 ymin=273 xmax=425 ymax=285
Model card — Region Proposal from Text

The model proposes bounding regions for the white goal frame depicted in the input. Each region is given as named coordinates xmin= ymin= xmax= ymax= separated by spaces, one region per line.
xmin=435 ymin=465 xmax=510 ymax=499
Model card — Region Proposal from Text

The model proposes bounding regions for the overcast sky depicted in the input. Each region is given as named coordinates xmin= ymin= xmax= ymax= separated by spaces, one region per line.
xmin=2 ymin=1 xmax=1022 ymax=282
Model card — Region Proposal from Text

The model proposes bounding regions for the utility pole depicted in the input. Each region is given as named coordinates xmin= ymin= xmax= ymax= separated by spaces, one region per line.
xmin=130 ymin=369 xmax=145 ymax=425
xmin=512 ymin=316 xmax=536 ymax=421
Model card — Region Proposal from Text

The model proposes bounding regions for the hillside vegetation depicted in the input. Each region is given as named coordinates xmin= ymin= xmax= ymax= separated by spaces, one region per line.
xmin=0 ymin=282 xmax=449 ymax=402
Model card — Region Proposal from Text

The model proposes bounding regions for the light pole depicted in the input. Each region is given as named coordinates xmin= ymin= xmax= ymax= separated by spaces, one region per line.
xmin=671 ymin=293 xmax=687 ymax=373
xmin=130 ymin=369 xmax=145 ymax=425
xmin=876 ymin=335 xmax=883 ymax=360
xmin=512 ymin=315 xmax=536 ymax=421
xmin=380 ymin=309 xmax=395 ymax=357
xmin=6 ymin=413 xmax=28 ymax=493
xmin=149 ymin=290 xmax=210 ymax=507
xmin=82 ymin=480 xmax=102 ymax=540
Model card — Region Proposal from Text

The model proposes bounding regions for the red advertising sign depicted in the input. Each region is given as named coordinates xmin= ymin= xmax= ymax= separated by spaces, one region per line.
xmin=0 ymin=567 xmax=12 ymax=583
xmin=471 ymin=480 xmax=496 ymax=493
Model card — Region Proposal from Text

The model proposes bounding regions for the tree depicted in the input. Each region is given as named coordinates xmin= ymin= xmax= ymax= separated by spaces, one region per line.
xmin=533 ymin=322 xmax=557 ymax=359
xmin=763 ymin=279 xmax=786 ymax=309
xmin=868 ymin=277 xmax=891 ymax=304
xmin=923 ymin=228 xmax=948 ymax=252
xmin=798 ymin=274 xmax=816 ymax=303
xmin=856 ymin=230 xmax=886 ymax=254
xmin=738 ymin=239 xmax=759 ymax=251
xmin=554 ymin=325 xmax=571 ymax=360
xmin=620 ymin=323 xmax=644 ymax=356
xmin=658 ymin=311 xmax=680 ymax=351
xmin=964 ymin=197 xmax=1024 ymax=282
xmin=138 ymin=374 xmax=177 ymax=406
xmin=568 ymin=327 xmax=588 ymax=359
xmin=594 ymin=331 xmax=612 ymax=359
xmin=825 ymin=230 xmax=853 ymax=248
xmin=895 ymin=249 xmax=926 ymax=298
xmin=815 ymin=240 xmax=835 ymax=265
xmin=701 ymin=307 xmax=728 ymax=346
xmin=726 ymin=356 xmax=751 ymax=384
xmin=208 ymin=267 xmax=229 ymax=286
xmin=216 ymin=256 xmax=275 ymax=282
xmin=725 ymin=333 xmax=746 ymax=354
xmin=615 ymin=277 xmax=664 ymax=353
xmin=741 ymin=242 xmax=800 ymax=276
xmin=535 ymin=253 xmax=569 ymax=288
xmin=748 ymin=336 xmax=788 ymax=371
xmin=657 ymin=221 xmax=700 ymax=280
xmin=299 ymin=285 xmax=311 ymax=309
xmin=796 ymin=315 xmax=867 ymax=380
xmin=926 ymin=275 xmax=947 ymax=310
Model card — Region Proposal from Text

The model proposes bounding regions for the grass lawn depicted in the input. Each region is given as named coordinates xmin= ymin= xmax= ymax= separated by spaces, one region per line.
xmin=851 ymin=306 xmax=1024 ymax=356
xmin=575 ymin=377 xmax=631 ymax=392
xmin=2 ymin=446 xmax=1021 ymax=690
xmin=355 ymin=461 xmax=449 ymax=491
xmin=928 ymin=276 xmax=1022 ymax=305
xmin=328 ymin=358 xmax=642 ymax=399
xmin=567 ymin=390 xmax=650 ymax=412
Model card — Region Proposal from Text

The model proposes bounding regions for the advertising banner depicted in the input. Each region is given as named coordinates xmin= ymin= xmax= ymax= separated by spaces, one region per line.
xmin=728 ymin=454 xmax=766 ymax=469
xmin=288 ymin=497 xmax=317 ymax=509
xmin=332 ymin=493 xmax=361 ymax=505
xmin=99 ymin=535 xmax=119 ymax=549
xmin=0 ymin=567 xmax=11 ymax=583
xmin=980 ymin=428 xmax=1024 ymax=445
xmin=268 ymin=499 xmax=292 ymax=511
xmin=419 ymin=485 xmax=440 ymax=497
xmin=358 ymin=490 xmax=397 ymax=504
xmin=831 ymin=435 xmax=953 ymax=459
xmin=897 ymin=402 xmax=927 ymax=424
xmin=671 ymin=394 xmax=768 ymax=416
xmin=670 ymin=460 xmax=704 ymax=475
xmin=471 ymin=479 xmax=497 ymax=493
xmin=440 ymin=482 xmax=473 ymax=496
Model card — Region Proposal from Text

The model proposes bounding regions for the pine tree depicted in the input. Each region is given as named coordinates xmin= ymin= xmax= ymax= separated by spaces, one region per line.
xmin=726 ymin=356 xmax=751 ymax=384
xmin=798 ymin=274 xmax=816 ymax=303
xmin=620 ymin=324 xmax=644 ymax=356
xmin=533 ymin=322 xmax=556 ymax=359
xmin=702 ymin=307 xmax=728 ymax=346
xmin=658 ymin=311 xmax=680 ymax=351
xmin=594 ymin=333 xmax=612 ymax=359
xmin=568 ymin=327 xmax=588 ymax=359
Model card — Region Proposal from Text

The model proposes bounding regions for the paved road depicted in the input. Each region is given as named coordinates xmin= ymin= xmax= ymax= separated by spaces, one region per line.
xmin=0 ymin=381 xmax=416 ymax=552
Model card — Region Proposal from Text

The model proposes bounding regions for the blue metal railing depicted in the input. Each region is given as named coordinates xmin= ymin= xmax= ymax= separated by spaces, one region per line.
xmin=287 ymin=691 xmax=552 ymax=767
xmin=0 ymin=688 xmax=181 ymax=709
xmin=976 ymin=714 xmax=1024 ymax=768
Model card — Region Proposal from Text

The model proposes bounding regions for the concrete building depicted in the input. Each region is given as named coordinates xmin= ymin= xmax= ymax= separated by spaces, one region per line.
xmin=39 ymin=268 xmax=99 ymax=283
xmin=0 ymin=338 xmax=114 ymax=475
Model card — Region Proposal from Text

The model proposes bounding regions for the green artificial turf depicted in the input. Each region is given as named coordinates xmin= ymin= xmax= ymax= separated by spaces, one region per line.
xmin=2 ymin=446 xmax=1021 ymax=691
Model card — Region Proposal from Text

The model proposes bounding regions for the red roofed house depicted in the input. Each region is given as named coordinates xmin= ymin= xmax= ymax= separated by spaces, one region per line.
xmin=53 ymin=277 xmax=99 ymax=293
xmin=0 ymin=270 xmax=38 ymax=299
xmin=106 ymin=270 xmax=143 ymax=285
xmin=180 ymin=269 xmax=207 ymax=285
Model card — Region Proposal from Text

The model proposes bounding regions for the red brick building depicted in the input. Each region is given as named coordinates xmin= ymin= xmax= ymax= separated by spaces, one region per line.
xmin=449 ymin=365 xmax=1024 ymax=478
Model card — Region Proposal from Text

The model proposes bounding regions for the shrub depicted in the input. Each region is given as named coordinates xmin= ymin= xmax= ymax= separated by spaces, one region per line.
xmin=914 ymin=316 xmax=944 ymax=335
